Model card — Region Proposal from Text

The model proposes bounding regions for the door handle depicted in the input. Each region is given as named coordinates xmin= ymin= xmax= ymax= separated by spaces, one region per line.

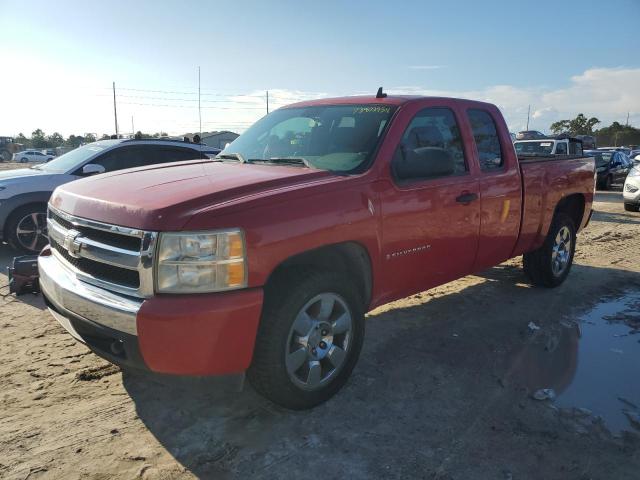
xmin=456 ymin=192 xmax=478 ymax=204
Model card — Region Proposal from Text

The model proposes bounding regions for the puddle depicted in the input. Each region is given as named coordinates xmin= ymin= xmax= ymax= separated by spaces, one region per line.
xmin=510 ymin=291 xmax=640 ymax=434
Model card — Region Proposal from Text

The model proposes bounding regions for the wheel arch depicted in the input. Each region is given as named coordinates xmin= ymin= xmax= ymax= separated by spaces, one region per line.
xmin=554 ymin=193 xmax=585 ymax=232
xmin=264 ymin=241 xmax=373 ymax=310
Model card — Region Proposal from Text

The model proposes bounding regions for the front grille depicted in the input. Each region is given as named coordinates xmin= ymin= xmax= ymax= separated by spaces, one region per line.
xmin=50 ymin=238 xmax=140 ymax=288
xmin=49 ymin=209 xmax=141 ymax=251
xmin=47 ymin=206 xmax=156 ymax=297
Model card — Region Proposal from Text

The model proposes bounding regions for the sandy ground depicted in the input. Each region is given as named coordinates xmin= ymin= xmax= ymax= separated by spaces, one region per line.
xmin=0 ymin=163 xmax=639 ymax=479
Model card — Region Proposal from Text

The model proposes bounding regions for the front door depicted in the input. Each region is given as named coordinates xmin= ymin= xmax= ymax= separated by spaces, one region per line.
xmin=379 ymin=106 xmax=480 ymax=301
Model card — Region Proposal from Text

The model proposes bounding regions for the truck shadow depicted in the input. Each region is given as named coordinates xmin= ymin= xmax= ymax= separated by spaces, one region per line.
xmin=121 ymin=262 xmax=640 ymax=478
xmin=591 ymin=209 xmax=640 ymax=225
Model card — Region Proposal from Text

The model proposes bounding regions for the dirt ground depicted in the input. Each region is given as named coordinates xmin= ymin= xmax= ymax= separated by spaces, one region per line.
xmin=0 ymin=163 xmax=639 ymax=479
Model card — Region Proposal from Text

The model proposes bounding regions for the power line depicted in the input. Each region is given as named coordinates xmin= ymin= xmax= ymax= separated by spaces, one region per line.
xmin=118 ymin=102 xmax=265 ymax=110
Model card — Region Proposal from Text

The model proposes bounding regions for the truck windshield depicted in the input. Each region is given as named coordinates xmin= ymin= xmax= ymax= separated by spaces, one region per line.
xmin=514 ymin=141 xmax=555 ymax=155
xmin=33 ymin=144 xmax=106 ymax=173
xmin=220 ymin=104 xmax=396 ymax=173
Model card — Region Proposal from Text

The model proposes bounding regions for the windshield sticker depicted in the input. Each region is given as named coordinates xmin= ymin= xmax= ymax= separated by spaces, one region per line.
xmin=353 ymin=106 xmax=391 ymax=114
xmin=540 ymin=142 xmax=552 ymax=146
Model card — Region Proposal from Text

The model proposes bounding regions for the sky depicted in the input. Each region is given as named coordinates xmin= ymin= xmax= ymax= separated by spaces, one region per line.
xmin=1 ymin=0 xmax=639 ymax=137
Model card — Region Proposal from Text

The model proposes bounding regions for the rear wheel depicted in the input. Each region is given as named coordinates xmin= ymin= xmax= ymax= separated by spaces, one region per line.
xmin=6 ymin=205 xmax=49 ymax=253
xmin=523 ymin=213 xmax=576 ymax=288
xmin=248 ymin=270 xmax=365 ymax=410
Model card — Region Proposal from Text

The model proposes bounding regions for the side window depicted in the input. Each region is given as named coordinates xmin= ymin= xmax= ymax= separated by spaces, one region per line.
xmin=467 ymin=109 xmax=503 ymax=170
xmin=91 ymin=148 xmax=140 ymax=172
xmin=569 ymin=141 xmax=582 ymax=155
xmin=159 ymin=147 xmax=204 ymax=163
xmin=392 ymin=107 xmax=467 ymax=182
xmin=556 ymin=142 xmax=567 ymax=155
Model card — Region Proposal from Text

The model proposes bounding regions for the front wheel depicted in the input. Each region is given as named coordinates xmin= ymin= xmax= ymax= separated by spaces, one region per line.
xmin=6 ymin=205 xmax=49 ymax=253
xmin=20 ymin=157 xmax=28 ymax=163
xmin=523 ymin=213 xmax=576 ymax=288
xmin=248 ymin=270 xmax=365 ymax=410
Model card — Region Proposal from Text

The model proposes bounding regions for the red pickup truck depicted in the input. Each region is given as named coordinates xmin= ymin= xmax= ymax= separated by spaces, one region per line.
xmin=39 ymin=94 xmax=595 ymax=409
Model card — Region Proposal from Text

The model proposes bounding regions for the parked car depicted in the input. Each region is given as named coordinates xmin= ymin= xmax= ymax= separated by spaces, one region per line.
xmin=514 ymin=137 xmax=582 ymax=156
xmin=585 ymin=149 xmax=632 ymax=190
xmin=13 ymin=150 xmax=54 ymax=163
xmin=44 ymin=149 xmax=57 ymax=157
xmin=0 ymin=138 xmax=212 ymax=253
xmin=515 ymin=130 xmax=546 ymax=140
xmin=39 ymin=94 xmax=595 ymax=409
xmin=623 ymin=165 xmax=640 ymax=211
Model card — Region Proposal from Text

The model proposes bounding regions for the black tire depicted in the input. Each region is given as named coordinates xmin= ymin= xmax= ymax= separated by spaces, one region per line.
xmin=248 ymin=269 xmax=365 ymax=410
xmin=523 ymin=212 xmax=576 ymax=288
xmin=624 ymin=203 xmax=639 ymax=212
xmin=20 ymin=157 xmax=28 ymax=163
xmin=6 ymin=204 xmax=49 ymax=253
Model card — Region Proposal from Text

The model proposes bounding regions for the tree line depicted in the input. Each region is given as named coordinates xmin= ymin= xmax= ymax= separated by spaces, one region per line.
xmin=550 ymin=115 xmax=640 ymax=146
xmin=13 ymin=130 xmax=169 ymax=149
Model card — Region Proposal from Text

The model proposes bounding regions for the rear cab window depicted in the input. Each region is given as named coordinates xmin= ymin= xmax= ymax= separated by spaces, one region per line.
xmin=466 ymin=109 xmax=503 ymax=171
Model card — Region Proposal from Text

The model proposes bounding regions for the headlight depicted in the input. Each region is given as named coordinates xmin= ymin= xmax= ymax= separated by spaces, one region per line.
xmin=156 ymin=229 xmax=247 ymax=293
xmin=628 ymin=167 xmax=640 ymax=177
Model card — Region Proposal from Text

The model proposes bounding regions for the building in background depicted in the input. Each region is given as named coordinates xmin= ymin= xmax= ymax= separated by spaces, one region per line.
xmin=186 ymin=131 xmax=239 ymax=149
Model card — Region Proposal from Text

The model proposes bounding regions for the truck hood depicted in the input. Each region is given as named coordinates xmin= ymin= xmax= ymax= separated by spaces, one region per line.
xmin=50 ymin=160 xmax=334 ymax=230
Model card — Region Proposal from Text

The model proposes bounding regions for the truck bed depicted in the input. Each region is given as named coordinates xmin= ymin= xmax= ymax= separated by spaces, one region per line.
xmin=513 ymin=154 xmax=595 ymax=257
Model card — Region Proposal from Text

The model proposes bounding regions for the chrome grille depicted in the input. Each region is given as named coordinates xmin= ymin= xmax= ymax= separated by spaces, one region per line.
xmin=47 ymin=206 xmax=157 ymax=298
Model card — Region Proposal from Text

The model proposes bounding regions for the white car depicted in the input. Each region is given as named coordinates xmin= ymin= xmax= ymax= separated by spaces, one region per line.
xmin=623 ymin=165 xmax=640 ymax=212
xmin=13 ymin=150 xmax=54 ymax=163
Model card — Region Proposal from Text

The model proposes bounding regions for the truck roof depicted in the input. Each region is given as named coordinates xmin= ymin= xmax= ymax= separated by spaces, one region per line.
xmin=283 ymin=95 xmax=499 ymax=110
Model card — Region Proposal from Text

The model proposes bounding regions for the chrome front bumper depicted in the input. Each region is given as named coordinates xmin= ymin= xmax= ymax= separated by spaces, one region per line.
xmin=38 ymin=253 xmax=142 ymax=336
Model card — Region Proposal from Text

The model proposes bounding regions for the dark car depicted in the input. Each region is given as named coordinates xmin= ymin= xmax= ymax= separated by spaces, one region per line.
xmin=585 ymin=150 xmax=632 ymax=190
xmin=516 ymin=130 xmax=546 ymax=140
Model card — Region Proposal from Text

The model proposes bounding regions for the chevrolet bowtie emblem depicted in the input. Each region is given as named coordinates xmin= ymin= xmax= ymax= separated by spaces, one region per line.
xmin=63 ymin=229 xmax=83 ymax=258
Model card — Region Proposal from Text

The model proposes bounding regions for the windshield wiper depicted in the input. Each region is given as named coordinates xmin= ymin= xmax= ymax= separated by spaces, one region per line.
xmin=215 ymin=152 xmax=248 ymax=163
xmin=261 ymin=157 xmax=311 ymax=167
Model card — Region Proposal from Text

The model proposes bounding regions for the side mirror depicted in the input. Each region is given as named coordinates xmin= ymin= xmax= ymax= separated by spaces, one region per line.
xmin=395 ymin=147 xmax=455 ymax=180
xmin=82 ymin=164 xmax=106 ymax=175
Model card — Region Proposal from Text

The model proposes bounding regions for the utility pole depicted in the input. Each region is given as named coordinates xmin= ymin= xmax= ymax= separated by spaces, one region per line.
xmin=198 ymin=66 xmax=202 ymax=138
xmin=626 ymin=112 xmax=630 ymax=127
xmin=266 ymin=90 xmax=269 ymax=114
xmin=526 ymin=104 xmax=531 ymax=130
xmin=131 ymin=116 xmax=134 ymax=136
xmin=113 ymin=82 xmax=119 ymax=137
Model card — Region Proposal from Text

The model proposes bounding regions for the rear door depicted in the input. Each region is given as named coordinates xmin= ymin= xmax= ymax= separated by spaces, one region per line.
xmin=465 ymin=108 xmax=523 ymax=272
xmin=379 ymin=105 xmax=480 ymax=299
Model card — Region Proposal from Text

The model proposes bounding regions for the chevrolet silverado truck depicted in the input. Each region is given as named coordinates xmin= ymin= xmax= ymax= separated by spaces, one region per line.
xmin=39 ymin=94 xmax=595 ymax=409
